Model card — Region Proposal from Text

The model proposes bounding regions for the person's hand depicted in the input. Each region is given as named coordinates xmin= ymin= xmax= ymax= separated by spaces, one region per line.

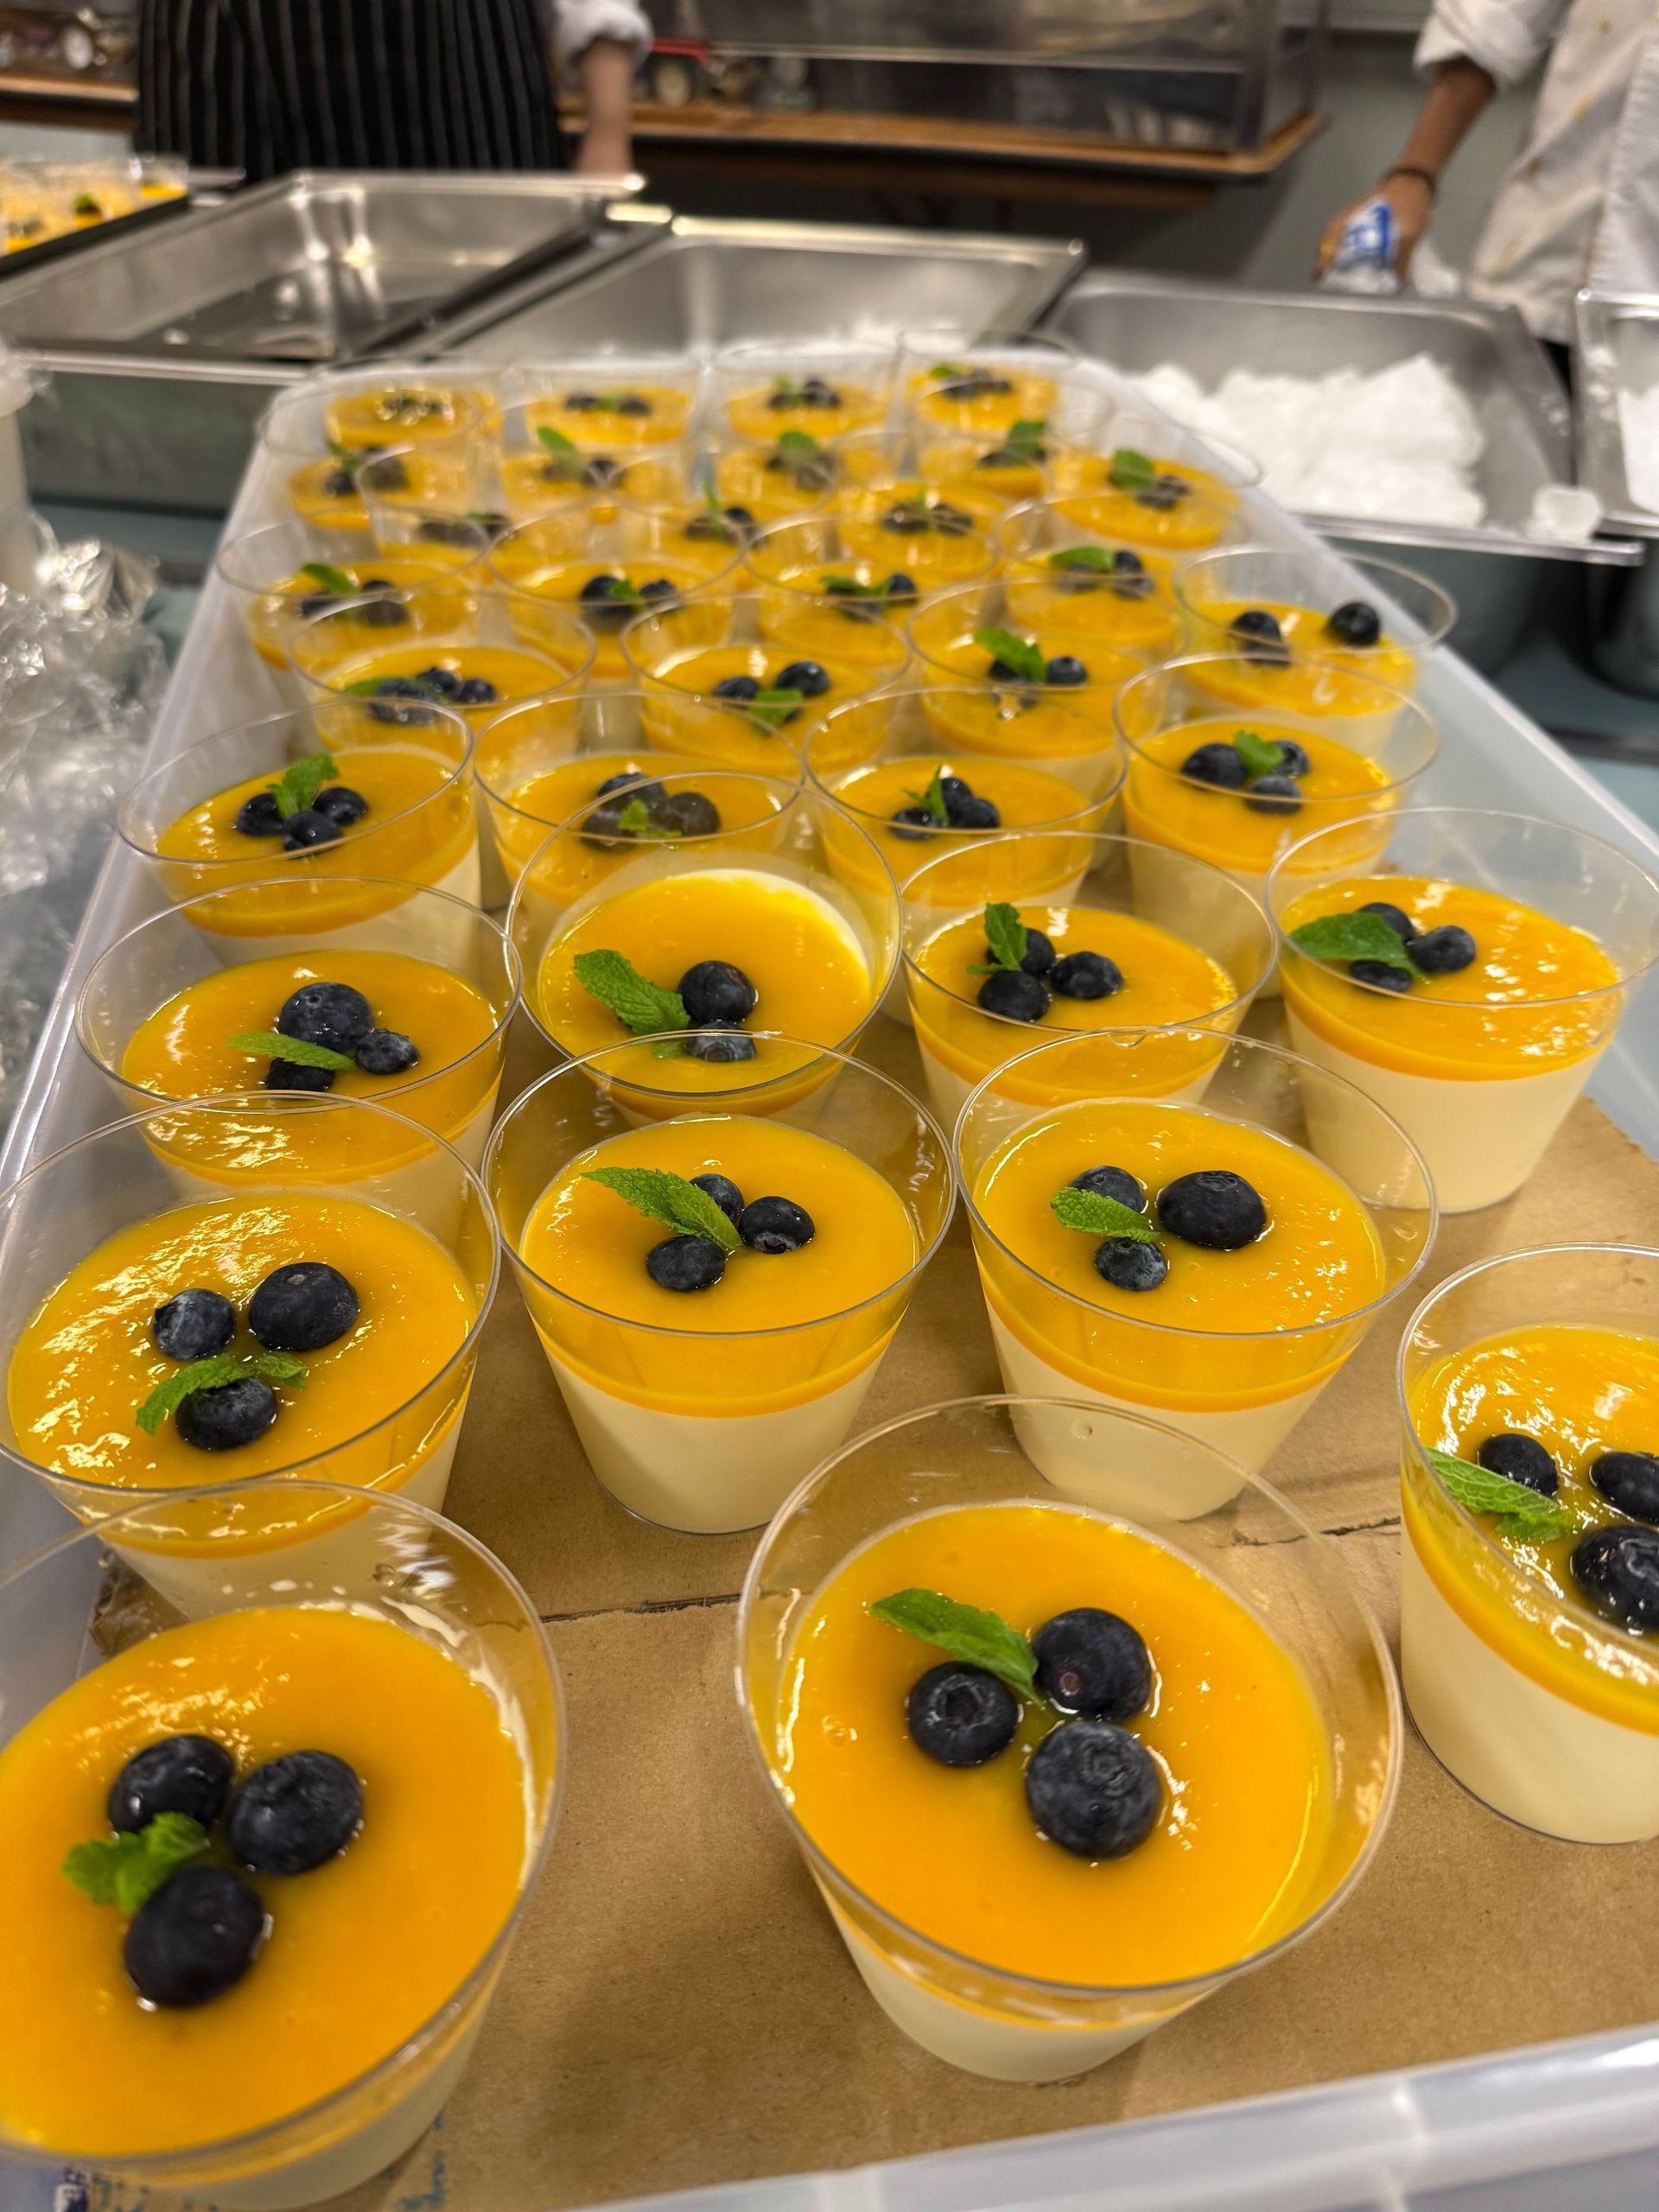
xmin=1315 ymin=170 xmax=1434 ymax=280
xmin=575 ymin=126 xmax=632 ymax=176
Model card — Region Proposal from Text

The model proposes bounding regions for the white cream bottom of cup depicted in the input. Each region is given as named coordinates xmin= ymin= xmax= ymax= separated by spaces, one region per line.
xmin=1122 ymin=835 xmax=1278 ymax=997
xmin=1401 ymin=1527 xmax=1659 ymax=1843
xmin=181 ymin=842 xmax=483 ymax=964
xmin=543 ymin=1345 xmax=881 ymax=1534
xmin=985 ymin=1309 xmax=1328 ymax=1507
xmin=1284 ymin=1009 xmax=1599 ymax=1214
xmin=915 ymin=1036 xmax=1213 ymax=1135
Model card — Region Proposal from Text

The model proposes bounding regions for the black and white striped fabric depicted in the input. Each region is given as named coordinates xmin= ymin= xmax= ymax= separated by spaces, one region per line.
xmin=136 ymin=0 xmax=566 ymax=179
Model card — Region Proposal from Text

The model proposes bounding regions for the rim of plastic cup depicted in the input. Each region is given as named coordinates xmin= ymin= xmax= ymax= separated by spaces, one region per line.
xmin=1111 ymin=652 xmax=1440 ymax=792
xmin=505 ymin=771 xmax=901 ymax=1054
xmin=735 ymin=1389 xmax=1402 ymax=2002
xmin=989 ymin=494 xmax=1199 ymax=572
xmin=1267 ymin=803 xmax=1659 ymax=1008
xmin=905 ymin=580 xmax=1159 ymax=690
xmin=74 ymin=879 xmax=524 ymax=1114
xmin=747 ymin=514 xmax=998 ymax=596
xmin=472 ymin=688 xmax=808 ymax=819
xmin=1395 ymin=1241 xmax=1659 ymax=1667
xmin=0 ymin=1477 xmax=562 ymax=2178
xmin=618 ymin=590 xmax=915 ymax=696
xmin=0 ymin=1090 xmax=501 ymax=1503
xmin=213 ymin=522 xmax=494 ymax=601
xmin=899 ymin=826 xmax=1271 ymax=1026
xmin=487 ymin=519 xmax=744 ymax=604
xmin=486 ymin=1034 xmax=955 ymax=1340
xmin=1076 ymin=417 xmax=1265 ymax=493
xmin=287 ymin=594 xmax=599 ymax=704
xmin=118 ymin=705 xmax=478 ymax=873
xmin=954 ymin=1027 xmax=1438 ymax=1346
xmin=1172 ymin=543 xmax=1458 ymax=652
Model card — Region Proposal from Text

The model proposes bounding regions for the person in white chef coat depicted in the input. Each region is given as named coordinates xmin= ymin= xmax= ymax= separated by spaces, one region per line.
xmin=1316 ymin=0 xmax=1659 ymax=368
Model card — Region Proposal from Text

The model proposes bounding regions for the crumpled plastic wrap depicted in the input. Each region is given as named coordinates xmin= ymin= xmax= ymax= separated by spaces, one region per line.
xmin=0 ymin=515 xmax=167 ymax=1132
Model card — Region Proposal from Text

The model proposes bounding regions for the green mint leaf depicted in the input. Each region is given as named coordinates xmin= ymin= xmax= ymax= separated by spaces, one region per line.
xmin=136 ymin=1351 xmax=306 ymax=1438
xmin=930 ymin=361 xmax=968 ymax=380
xmin=299 ymin=560 xmax=357 ymax=596
xmin=974 ymin=627 xmax=1047 ymax=686
xmin=905 ymin=766 xmax=949 ymax=825
xmin=1006 ymin=416 xmax=1046 ymax=444
xmin=227 ymin=1030 xmax=355 ymax=1070
xmin=605 ymin=578 xmax=643 ymax=605
xmin=74 ymin=194 xmax=101 ymax=218
xmin=1109 ymin=446 xmax=1155 ymax=493
xmin=746 ymin=686 xmax=804 ymax=732
xmin=64 ymin=1813 xmax=211 ymax=1915
xmin=324 ymin=438 xmax=361 ymax=473
xmin=265 ymin=749 xmax=338 ymax=821
xmin=823 ymin=572 xmax=877 ymax=598
xmin=982 ymin=900 xmax=1028 ymax=974
xmin=1051 ymin=1185 xmax=1159 ymax=1246
xmin=582 ymin=1166 xmax=741 ymax=1253
xmin=1289 ymin=914 xmax=1414 ymax=974
xmin=772 ymin=377 xmax=807 ymax=402
xmin=1048 ymin=544 xmax=1115 ymax=574
xmin=776 ymin=429 xmax=820 ymax=457
xmin=536 ymin=426 xmax=580 ymax=457
xmin=867 ymin=1588 xmax=1037 ymax=1698
xmin=573 ymin=948 xmax=689 ymax=1038
xmin=1427 ymin=1449 xmax=1575 ymax=1540
xmin=1231 ymin=728 xmax=1284 ymax=781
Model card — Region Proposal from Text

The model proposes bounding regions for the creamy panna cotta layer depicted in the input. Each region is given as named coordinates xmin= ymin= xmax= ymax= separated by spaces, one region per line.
xmin=184 ymin=846 xmax=482 ymax=964
xmin=917 ymin=1046 xmax=1212 ymax=1141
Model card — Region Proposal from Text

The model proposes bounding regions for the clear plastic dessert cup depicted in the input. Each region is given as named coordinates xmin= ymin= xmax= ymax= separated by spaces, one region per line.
xmin=894 ymin=330 xmax=1098 ymax=443
xmin=290 ymin=359 xmax=504 ymax=448
xmin=75 ymin=880 xmax=520 ymax=1175
xmin=1173 ymin=543 xmax=1456 ymax=699
xmin=747 ymin=513 xmax=998 ymax=650
xmin=486 ymin=1039 xmax=953 ymax=1532
xmin=738 ymin=1395 xmax=1399 ymax=2078
xmin=0 ymin=1483 xmax=559 ymax=2209
xmin=1046 ymin=410 xmax=1257 ymax=558
xmin=1399 ymin=1245 xmax=1659 ymax=1842
xmin=488 ymin=513 xmax=734 ymax=683
xmin=702 ymin=424 xmax=842 ymax=526
xmin=0 ymin=1094 xmax=499 ymax=1611
xmin=1269 ymin=808 xmax=1659 ymax=1212
xmin=261 ymin=387 xmax=487 ymax=540
xmin=957 ymin=1030 xmax=1435 ymax=1492
xmin=289 ymin=588 xmax=589 ymax=721
xmin=900 ymin=830 xmax=1274 ymax=1126
xmin=992 ymin=496 xmax=1185 ymax=660
xmin=119 ymin=706 xmax=481 ymax=944
xmin=507 ymin=771 xmax=899 ymax=1072
xmin=712 ymin=339 xmax=898 ymax=443
xmin=508 ymin=353 xmax=703 ymax=447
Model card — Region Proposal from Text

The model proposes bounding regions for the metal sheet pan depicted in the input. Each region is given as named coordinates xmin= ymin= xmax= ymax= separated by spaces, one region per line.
xmin=1574 ymin=286 xmax=1659 ymax=541
xmin=0 ymin=179 xmax=195 ymax=280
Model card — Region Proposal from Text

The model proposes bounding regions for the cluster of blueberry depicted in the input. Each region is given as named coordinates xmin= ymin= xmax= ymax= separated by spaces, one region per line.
xmin=148 ymin=1258 xmax=358 ymax=1451
xmin=976 ymin=925 xmax=1122 ymax=1025
xmin=1051 ymin=547 xmax=1154 ymax=601
xmin=563 ymin=391 xmax=653 ymax=417
xmin=824 ymin=573 xmax=919 ymax=622
xmin=95 ymin=1734 xmax=365 ymax=2006
xmin=986 ymin=646 xmax=1089 ymax=690
xmin=676 ymin=958 xmax=761 ymax=1065
xmin=1180 ymin=730 xmax=1310 ymax=818
xmin=650 ymin=1174 xmax=816 ymax=1293
xmin=880 ymin=497 xmax=976 ymax=539
xmin=1066 ymin=1162 xmax=1267 ymax=1295
xmin=577 ymin=572 xmax=681 ymax=627
xmin=1476 ymin=1433 xmax=1659 ymax=1633
xmin=765 ymin=442 xmax=837 ymax=493
xmin=368 ymin=665 xmax=501 ymax=725
xmin=710 ymin=658 xmax=831 ymax=721
xmin=889 ymin=770 xmax=1000 ymax=840
xmin=766 ymin=376 xmax=843 ymax=411
xmin=906 ymin=1606 xmax=1161 ymax=1860
xmin=1346 ymin=899 xmax=1478 ymax=993
xmin=684 ymin=504 xmax=758 ymax=544
xmin=234 ymin=779 xmax=368 ymax=853
xmin=262 ymin=979 xmax=420 ymax=1093
xmin=582 ymin=772 xmax=721 ymax=847
xmin=540 ymin=448 xmax=626 ymax=490
xmin=296 ymin=575 xmax=407 ymax=626
xmin=321 ymin=445 xmax=404 ymax=500
xmin=932 ymin=369 xmax=1015 ymax=403
xmin=371 ymin=391 xmax=448 ymax=428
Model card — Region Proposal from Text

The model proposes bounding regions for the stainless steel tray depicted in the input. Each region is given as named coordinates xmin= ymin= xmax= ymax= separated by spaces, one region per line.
xmin=8 ymin=171 xmax=653 ymax=512
xmin=1046 ymin=270 xmax=1641 ymax=671
xmin=429 ymin=213 xmax=1084 ymax=357
xmin=1573 ymin=287 xmax=1659 ymax=540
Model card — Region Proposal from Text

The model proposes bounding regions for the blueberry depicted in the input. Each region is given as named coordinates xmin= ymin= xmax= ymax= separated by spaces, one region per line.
xmin=951 ymin=795 xmax=1001 ymax=830
xmin=1325 ymin=599 xmax=1382 ymax=648
xmin=1351 ymin=960 xmax=1414 ymax=994
xmin=321 ymin=467 xmax=356 ymax=499
xmin=1071 ymin=1165 xmax=1146 ymax=1211
xmin=247 ymin=1262 xmax=359 ymax=1353
xmin=370 ymin=676 xmax=435 ymax=727
xmin=449 ymin=677 xmax=494 ymax=707
xmin=175 ymin=1376 xmax=279 ymax=1452
xmin=416 ymin=663 xmax=461 ymax=697
xmin=1109 ymin=550 xmax=1153 ymax=599
xmin=565 ymin=391 xmax=601 ymax=410
xmin=417 ymin=520 xmax=478 ymax=553
xmin=124 ymin=1867 xmax=265 ymax=2009
xmin=1572 ymin=1524 xmax=1659 ymax=1630
xmin=1409 ymin=925 xmax=1478 ymax=976
xmin=713 ymin=675 xmax=761 ymax=702
xmin=679 ymin=960 xmax=757 ymax=1026
xmin=1025 ymin=1717 xmax=1161 ymax=1859
xmin=354 ymin=1028 xmax=420 ymax=1076
xmin=738 ymin=1196 xmax=815 ymax=1254
xmin=683 ymin=1027 xmax=758 ymax=1063
xmin=579 ymin=571 xmax=626 ymax=603
xmin=906 ymin=1662 xmax=1019 ymax=1768
xmin=723 ymin=505 xmax=757 ymax=533
xmin=1094 ymin=1238 xmax=1169 ymax=1293
xmin=1045 ymin=655 xmax=1088 ymax=687
xmin=596 ymin=771 xmax=663 ymax=801
xmin=1137 ymin=473 xmax=1192 ymax=509
xmin=1230 ymin=608 xmax=1289 ymax=662
xmin=1051 ymin=951 xmax=1122 ymax=1001
xmin=1478 ymin=1433 xmax=1559 ymax=1497
xmin=938 ymin=774 xmax=972 ymax=811
xmin=582 ymin=454 xmax=620 ymax=488
xmin=356 ymin=592 xmax=410 ymax=631
xmin=265 ymin=1060 xmax=335 ymax=1092
xmin=107 ymin=1735 xmax=234 ymax=1834
xmin=1180 ymin=741 xmax=1248 ymax=790
xmin=683 ymin=512 xmax=740 ymax=543
xmin=881 ymin=500 xmax=931 ymax=536
xmin=1272 ymin=738 xmax=1313 ymax=778
xmin=976 ymin=969 xmax=1050 ymax=1022
xmin=1033 ymin=1608 xmax=1154 ymax=1720
xmin=652 ymin=790 xmax=721 ymax=837
xmin=278 ymin=982 xmax=373 ymax=1053
xmin=882 ymin=574 xmax=918 ymax=605
xmin=234 ymin=791 xmax=284 ymax=837
xmin=1357 ymin=899 xmax=1418 ymax=944
xmin=1158 ymin=1170 xmax=1266 ymax=1251
xmin=639 ymin=578 xmax=679 ymax=605
xmin=646 ymin=1234 xmax=727 ymax=1290
xmin=690 ymin=1173 xmax=745 ymax=1224
xmin=1018 ymin=928 xmax=1057 ymax=978
xmin=1245 ymin=773 xmax=1303 ymax=816
xmin=151 ymin=1287 xmax=236 ymax=1363
xmin=615 ymin=394 xmax=652 ymax=417
xmin=229 ymin=1751 xmax=364 ymax=1874
xmin=1592 ymin=1452 xmax=1659 ymax=1525
xmin=312 ymin=785 xmax=369 ymax=827
xmin=280 ymin=810 xmax=341 ymax=851
xmin=888 ymin=804 xmax=940 ymax=842
xmin=773 ymin=659 xmax=830 ymax=697
xmin=296 ymin=592 xmax=341 ymax=621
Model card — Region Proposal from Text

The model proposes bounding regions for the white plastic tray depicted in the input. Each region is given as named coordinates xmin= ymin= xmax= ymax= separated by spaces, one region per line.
xmin=4 ymin=351 xmax=1659 ymax=2212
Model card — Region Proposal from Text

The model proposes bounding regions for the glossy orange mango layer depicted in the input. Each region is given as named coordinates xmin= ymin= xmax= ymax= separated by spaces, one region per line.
xmin=1123 ymin=718 xmax=1394 ymax=878
xmin=1003 ymin=566 xmax=1181 ymax=658
xmin=825 ymin=756 xmax=1090 ymax=891
xmin=1049 ymin=454 xmax=1236 ymax=552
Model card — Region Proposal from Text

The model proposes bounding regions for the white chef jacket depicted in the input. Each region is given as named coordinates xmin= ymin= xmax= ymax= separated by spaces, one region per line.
xmin=554 ymin=0 xmax=652 ymax=68
xmin=1416 ymin=0 xmax=1659 ymax=342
